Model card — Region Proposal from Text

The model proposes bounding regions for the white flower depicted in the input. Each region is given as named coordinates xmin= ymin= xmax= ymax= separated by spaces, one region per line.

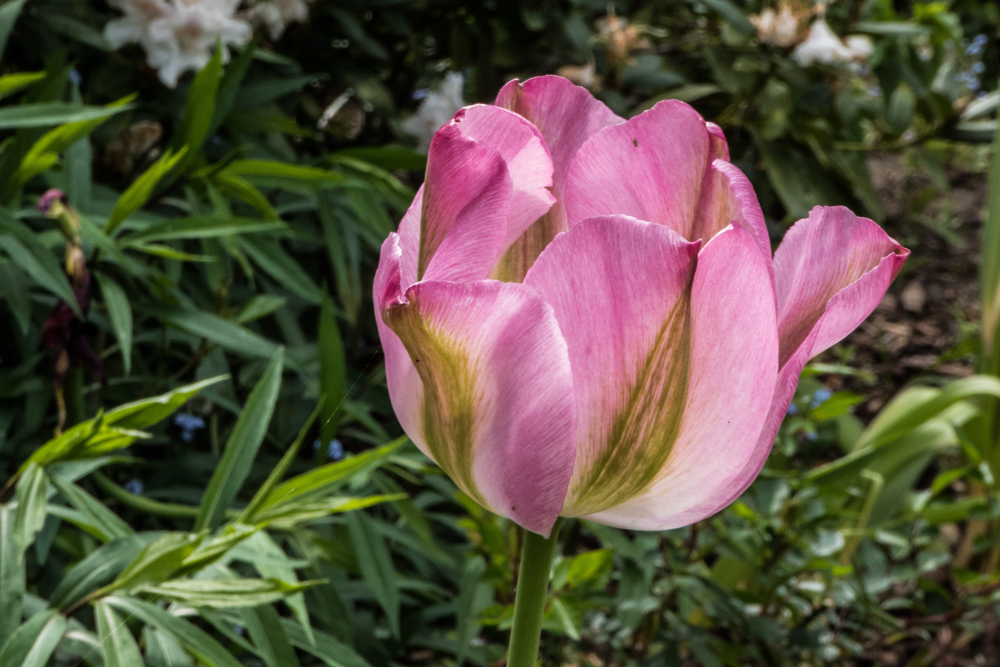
xmin=752 ymin=4 xmax=801 ymax=48
xmin=402 ymin=72 xmax=465 ymax=153
xmin=792 ymin=19 xmax=871 ymax=66
xmin=104 ymin=0 xmax=252 ymax=87
xmin=845 ymin=35 xmax=874 ymax=60
xmin=247 ymin=0 xmax=311 ymax=41
xmin=104 ymin=0 xmax=171 ymax=49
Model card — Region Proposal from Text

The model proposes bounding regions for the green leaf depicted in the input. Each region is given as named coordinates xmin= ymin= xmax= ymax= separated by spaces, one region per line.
xmin=14 ymin=94 xmax=133 ymax=186
xmin=236 ymin=294 xmax=287 ymax=324
xmin=136 ymin=577 xmax=317 ymax=608
xmin=240 ymin=235 xmax=322 ymax=304
xmin=96 ymin=273 xmax=133 ymax=375
xmin=252 ymin=495 xmax=403 ymax=529
xmin=94 ymin=600 xmax=144 ymax=667
xmin=347 ymin=511 xmax=399 ymax=638
xmin=147 ymin=304 xmax=282 ymax=361
xmin=887 ymin=84 xmax=916 ymax=134
xmin=107 ymin=532 xmax=204 ymax=593
xmin=239 ymin=531 xmax=311 ymax=643
xmin=700 ymin=0 xmax=755 ymax=35
xmin=145 ymin=626 xmax=195 ymax=667
xmin=49 ymin=474 xmax=134 ymax=542
xmin=0 ymin=0 xmax=32 ymax=62
xmin=13 ymin=463 xmax=47 ymax=548
xmin=333 ymin=147 xmax=426 ymax=172
xmin=456 ymin=555 xmax=487 ymax=665
xmin=0 ymin=609 xmax=65 ymax=667
xmin=209 ymin=43 xmax=254 ymax=136
xmin=0 ymin=212 xmax=80 ymax=316
xmin=0 ymin=72 xmax=45 ymax=100
xmin=854 ymin=21 xmax=933 ymax=36
xmin=982 ymin=103 xmax=1000 ymax=380
xmin=121 ymin=216 xmax=286 ymax=245
xmin=51 ymin=534 xmax=154 ymax=609
xmin=106 ymin=147 xmax=189 ymax=235
xmin=239 ymin=604 xmax=302 ymax=667
xmin=0 ymin=258 xmax=31 ymax=334
xmin=239 ymin=400 xmax=324 ymax=524
xmin=195 ymin=348 xmax=284 ymax=530
xmin=105 ymin=596 xmax=244 ymax=667
xmin=0 ymin=504 xmax=25 ymax=645
xmin=319 ymin=291 xmax=347 ymax=445
xmin=281 ymin=617 xmax=372 ymax=667
xmin=175 ymin=44 xmax=223 ymax=162
xmin=0 ymin=102 xmax=131 ymax=129
xmin=178 ymin=523 xmax=258 ymax=573
xmin=254 ymin=437 xmax=405 ymax=515
xmin=223 ymin=159 xmax=344 ymax=183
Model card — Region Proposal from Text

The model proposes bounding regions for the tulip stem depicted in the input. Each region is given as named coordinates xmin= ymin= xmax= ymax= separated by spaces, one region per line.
xmin=507 ymin=519 xmax=562 ymax=667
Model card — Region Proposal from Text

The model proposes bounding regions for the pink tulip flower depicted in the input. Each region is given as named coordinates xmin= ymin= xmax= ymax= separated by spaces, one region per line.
xmin=374 ymin=75 xmax=908 ymax=537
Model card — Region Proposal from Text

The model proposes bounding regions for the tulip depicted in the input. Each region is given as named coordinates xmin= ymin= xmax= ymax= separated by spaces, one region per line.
xmin=374 ymin=75 xmax=907 ymax=539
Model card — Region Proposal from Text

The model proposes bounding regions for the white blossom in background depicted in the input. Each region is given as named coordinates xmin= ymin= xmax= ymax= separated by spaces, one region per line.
xmin=247 ymin=0 xmax=311 ymax=40
xmin=104 ymin=0 xmax=252 ymax=87
xmin=751 ymin=4 xmax=801 ymax=47
xmin=402 ymin=72 xmax=465 ymax=153
xmin=792 ymin=19 xmax=873 ymax=66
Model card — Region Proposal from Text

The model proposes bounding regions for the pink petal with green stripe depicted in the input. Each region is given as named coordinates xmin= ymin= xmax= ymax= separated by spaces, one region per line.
xmin=534 ymin=221 xmax=777 ymax=528
xmin=378 ymin=252 xmax=577 ymax=536
xmin=524 ymin=215 xmax=769 ymax=523
xmin=670 ymin=206 xmax=908 ymax=523
xmin=563 ymin=100 xmax=738 ymax=245
xmin=492 ymin=76 xmax=623 ymax=281
xmin=396 ymin=120 xmax=512 ymax=286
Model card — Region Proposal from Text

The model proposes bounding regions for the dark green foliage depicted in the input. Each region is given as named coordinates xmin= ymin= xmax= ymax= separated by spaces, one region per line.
xmin=0 ymin=0 xmax=996 ymax=665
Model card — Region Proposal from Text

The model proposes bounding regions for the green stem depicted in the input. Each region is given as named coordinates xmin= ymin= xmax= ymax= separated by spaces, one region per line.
xmin=507 ymin=519 xmax=561 ymax=667
xmin=92 ymin=471 xmax=201 ymax=519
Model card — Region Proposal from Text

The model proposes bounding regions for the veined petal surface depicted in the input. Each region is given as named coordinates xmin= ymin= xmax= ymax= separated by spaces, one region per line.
xmin=674 ymin=206 xmax=908 ymax=522
xmin=774 ymin=206 xmax=909 ymax=366
xmin=396 ymin=121 xmax=512 ymax=286
xmin=546 ymin=222 xmax=778 ymax=528
xmin=564 ymin=100 xmax=739 ymax=245
xmin=453 ymin=105 xmax=555 ymax=251
xmin=492 ymin=76 xmax=624 ymax=282
xmin=526 ymin=215 xmax=768 ymax=523
xmin=380 ymin=276 xmax=577 ymax=537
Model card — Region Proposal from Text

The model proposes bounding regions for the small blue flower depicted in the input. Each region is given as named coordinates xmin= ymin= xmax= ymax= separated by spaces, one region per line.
xmin=312 ymin=438 xmax=322 ymax=450
xmin=328 ymin=440 xmax=345 ymax=461
xmin=810 ymin=388 xmax=833 ymax=408
xmin=124 ymin=478 xmax=144 ymax=495
xmin=807 ymin=431 xmax=818 ymax=442
xmin=233 ymin=625 xmax=245 ymax=636
xmin=412 ymin=89 xmax=428 ymax=100
xmin=68 ymin=69 xmax=82 ymax=85
xmin=868 ymin=86 xmax=881 ymax=97
xmin=972 ymin=61 xmax=985 ymax=74
xmin=787 ymin=403 xmax=799 ymax=416
xmin=174 ymin=413 xmax=205 ymax=442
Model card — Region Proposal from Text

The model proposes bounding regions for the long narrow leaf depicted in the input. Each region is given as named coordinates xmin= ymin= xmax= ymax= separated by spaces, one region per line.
xmin=195 ymin=348 xmax=284 ymax=530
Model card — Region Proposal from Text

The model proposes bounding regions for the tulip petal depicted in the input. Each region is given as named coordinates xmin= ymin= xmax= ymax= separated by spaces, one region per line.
xmin=379 ymin=273 xmax=577 ymax=537
xmin=492 ymin=76 xmax=624 ymax=282
xmin=666 ymin=207 xmax=908 ymax=524
xmin=774 ymin=206 xmax=909 ymax=367
xmin=564 ymin=100 xmax=739 ymax=244
xmin=552 ymin=222 xmax=778 ymax=529
xmin=373 ymin=234 xmax=425 ymax=449
xmin=711 ymin=160 xmax=772 ymax=271
xmin=525 ymin=215 xmax=708 ymax=516
xmin=453 ymin=105 xmax=556 ymax=251
xmin=396 ymin=121 xmax=512 ymax=286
